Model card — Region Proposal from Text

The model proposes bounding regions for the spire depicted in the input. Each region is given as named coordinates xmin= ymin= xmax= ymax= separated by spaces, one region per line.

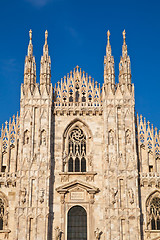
xmin=122 ymin=30 xmax=128 ymax=58
xmin=106 ymin=30 xmax=111 ymax=56
xmin=40 ymin=30 xmax=51 ymax=93
xmin=119 ymin=30 xmax=131 ymax=91
xmin=28 ymin=29 xmax=33 ymax=57
xmin=104 ymin=30 xmax=115 ymax=91
xmin=24 ymin=30 xmax=36 ymax=93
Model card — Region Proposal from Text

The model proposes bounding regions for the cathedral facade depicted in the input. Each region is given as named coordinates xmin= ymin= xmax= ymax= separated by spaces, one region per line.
xmin=0 ymin=29 xmax=159 ymax=240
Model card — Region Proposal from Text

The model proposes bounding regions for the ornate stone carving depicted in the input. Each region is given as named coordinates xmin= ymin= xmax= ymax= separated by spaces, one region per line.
xmin=40 ymin=130 xmax=46 ymax=145
xmin=55 ymin=226 xmax=63 ymax=240
xmin=128 ymin=188 xmax=134 ymax=204
xmin=39 ymin=189 xmax=44 ymax=203
xmin=3 ymin=210 xmax=9 ymax=227
xmin=21 ymin=187 xmax=27 ymax=204
xmin=111 ymin=187 xmax=118 ymax=204
xmin=94 ymin=228 xmax=102 ymax=240
xmin=108 ymin=130 xmax=114 ymax=145
xmin=126 ymin=129 xmax=131 ymax=144
xmin=24 ymin=130 xmax=29 ymax=145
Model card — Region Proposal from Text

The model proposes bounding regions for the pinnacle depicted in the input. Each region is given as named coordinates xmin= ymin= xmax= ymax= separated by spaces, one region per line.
xmin=107 ymin=30 xmax=110 ymax=43
xmin=29 ymin=29 xmax=32 ymax=42
xmin=122 ymin=29 xmax=126 ymax=43
xmin=45 ymin=30 xmax=48 ymax=45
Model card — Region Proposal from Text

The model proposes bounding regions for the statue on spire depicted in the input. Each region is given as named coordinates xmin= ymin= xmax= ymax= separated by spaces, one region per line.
xmin=104 ymin=30 xmax=115 ymax=90
xmin=23 ymin=29 xmax=36 ymax=93
xmin=122 ymin=29 xmax=127 ymax=57
xmin=45 ymin=30 xmax=48 ymax=45
xmin=119 ymin=30 xmax=131 ymax=91
xmin=28 ymin=29 xmax=33 ymax=57
xmin=122 ymin=29 xmax=126 ymax=44
xmin=40 ymin=30 xmax=51 ymax=93
xmin=29 ymin=29 xmax=32 ymax=42
xmin=107 ymin=30 xmax=110 ymax=44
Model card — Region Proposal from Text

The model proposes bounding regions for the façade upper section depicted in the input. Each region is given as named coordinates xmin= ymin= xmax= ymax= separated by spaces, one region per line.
xmin=21 ymin=29 xmax=134 ymax=113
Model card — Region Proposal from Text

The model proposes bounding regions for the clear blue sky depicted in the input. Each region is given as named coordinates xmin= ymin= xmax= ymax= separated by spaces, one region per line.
xmin=0 ymin=0 xmax=160 ymax=129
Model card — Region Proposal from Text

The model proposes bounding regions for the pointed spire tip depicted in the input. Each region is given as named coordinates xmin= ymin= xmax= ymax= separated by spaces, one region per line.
xmin=123 ymin=29 xmax=126 ymax=43
xmin=29 ymin=29 xmax=32 ymax=42
xmin=107 ymin=30 xmax=110 ymax=42
xmin=45 ymin=30 xmax=48 ymax=45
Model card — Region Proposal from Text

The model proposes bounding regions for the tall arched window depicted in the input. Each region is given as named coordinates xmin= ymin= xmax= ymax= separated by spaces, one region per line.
xmin=68 ymin=127 xmax=86 ymax=172
xmin=67 ymin=206 xmax=87 ymax=240
xmin=150 ymin=197 xmax=160 ymax=230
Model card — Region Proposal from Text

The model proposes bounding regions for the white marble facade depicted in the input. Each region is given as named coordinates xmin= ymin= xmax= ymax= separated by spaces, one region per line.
xmin=0 ymin=30 xmax=160 ymax=240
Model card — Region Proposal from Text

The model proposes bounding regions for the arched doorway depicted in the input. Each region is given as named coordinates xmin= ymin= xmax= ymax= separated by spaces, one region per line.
xmin=67 ymin=206 xmax=87 ymax=240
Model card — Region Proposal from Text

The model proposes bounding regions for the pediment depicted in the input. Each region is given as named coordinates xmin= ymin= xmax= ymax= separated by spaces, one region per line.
xmin=56 ymin=179 xmax=99 ymax=194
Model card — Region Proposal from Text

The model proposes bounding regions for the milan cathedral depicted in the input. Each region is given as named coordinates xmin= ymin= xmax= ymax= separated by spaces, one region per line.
xmin=0 ymin=29 xmax=159 ymax=240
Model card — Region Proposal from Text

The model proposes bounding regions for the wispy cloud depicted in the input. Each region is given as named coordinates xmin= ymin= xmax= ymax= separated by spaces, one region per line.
xmin=65 ymin=26 xmax=84 ymax=46
xmin=25 ymin=0 xmax=52 ymax=7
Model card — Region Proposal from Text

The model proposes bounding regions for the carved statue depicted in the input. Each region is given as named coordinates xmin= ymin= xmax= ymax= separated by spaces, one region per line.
xmin=62 ymin=151 xmax=67 ymax=164
xmin=128 ymin=188 xmax=134 ymax=204
xmin=3 ymin=210 xmax=9 ymax=227
xmin=111 ymin=187 xmax=118 ymax=204
xmin=94 ymin=228 xmax=102 ymax=240
xmin=21 ymin=187 xmax=27 ymax=204
xmin=126 ymin=130 xmax=131 ymax=144
xmin=55 ymin=226 xmax=63 ymax=240
xmin=39 ymin=189 xmax=44 ymax=204
xmin=109 ymin=130 xmax=114 ymax=145
xmin=24 ymin=130 xmax=29 ymax=145
xmin=41 ymin=130 xmax=46 ymax=145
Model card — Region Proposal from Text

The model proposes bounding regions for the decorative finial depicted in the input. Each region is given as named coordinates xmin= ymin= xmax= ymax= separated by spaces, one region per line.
xmin=107 ymin=30 xmax=110 ymax=43
xmin=29 ymin=29 xmax=32 ymax=42
xmin=45 ymin=30 xmax=48 ymax=45
xmin=123 ymin=29 xmax=126 ymax=43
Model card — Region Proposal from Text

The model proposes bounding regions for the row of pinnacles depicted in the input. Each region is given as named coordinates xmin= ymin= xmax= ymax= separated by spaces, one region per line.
xmin=0 ymin=29 xmax=159 ymax=174
xmin=22 ymin=29 xmax=133 ymax=102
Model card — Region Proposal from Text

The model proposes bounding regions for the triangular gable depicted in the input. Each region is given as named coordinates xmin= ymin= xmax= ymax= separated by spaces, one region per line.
xmin=56 ymin=179 xmax=99 ymax=194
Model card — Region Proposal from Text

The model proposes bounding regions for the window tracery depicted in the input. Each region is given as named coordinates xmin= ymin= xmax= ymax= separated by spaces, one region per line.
xmin=67 ymin=127 xmax=86 ymax=172
xmin=149 ymin=197 xmax=160 ymax=230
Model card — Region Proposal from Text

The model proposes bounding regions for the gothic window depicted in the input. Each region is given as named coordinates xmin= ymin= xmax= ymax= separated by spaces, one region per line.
xmin=24 ymin=130 xmax=29 ymax=145
xmin=0 ymin=198 xmax=4 ymax=230
xmin=150 ymin=197 xmax=160 ymax=230
xmin=68 ymin=158 xmax=73 ymax=172
xmin=75 ymin=157 xmax=80 ymax=172
xmin=81 ymin=157 xmax=86 ymax=172
xmin=68 ymin=127 xmax=86 ymax=172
